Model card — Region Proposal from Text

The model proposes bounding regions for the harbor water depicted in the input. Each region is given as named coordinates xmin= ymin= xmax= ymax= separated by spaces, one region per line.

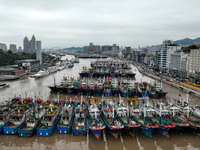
xmin=0 ymin=55 xmax=200 ymax=150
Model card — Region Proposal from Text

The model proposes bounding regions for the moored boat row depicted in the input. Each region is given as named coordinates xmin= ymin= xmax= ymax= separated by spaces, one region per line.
xmin=0 ymin=95 xmax=200 ymax=139
xmin=48 ymin=77 xmax=167 ymax=98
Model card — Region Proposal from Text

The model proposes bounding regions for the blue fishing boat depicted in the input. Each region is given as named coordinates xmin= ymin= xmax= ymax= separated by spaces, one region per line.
xmin=0 ymin=103 xmax=14 ymax=133
xmin=167 ymin=106 xmax=190 ymax=131
xmin=154 ymin=102 xmax=176 ymax=137
xmin=72 ymin=97 xmax=87 ymax=135
xmin=18 ymin=99 xmax=45 ymax=137
xmin=87 ymin=97 xmax=106 ymax=139
xmin=4 ymin=103 xmax=31 ymax=135
xmin=57 ymin=99 xmax=75 ymax=134
xmin=101 ymin=97 xmax=124 ymax=138
xmin=139 ymin=103 xmax=159 ymax=138
xmin=138 ymin=82 xmax=150 ymax=98
xmin=37 ymin=100 xmax=61 ymax=136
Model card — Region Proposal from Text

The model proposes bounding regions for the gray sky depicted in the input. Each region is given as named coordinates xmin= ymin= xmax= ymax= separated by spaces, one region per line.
xmin=0 ymin=0 xmax=200 ymax=49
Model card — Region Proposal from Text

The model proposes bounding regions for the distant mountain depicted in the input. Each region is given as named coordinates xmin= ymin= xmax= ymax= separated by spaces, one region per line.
xmin=174 ymin=37 xmax=200 ymax=45
xmin=62 ymin=47 xmax=83 ymax=51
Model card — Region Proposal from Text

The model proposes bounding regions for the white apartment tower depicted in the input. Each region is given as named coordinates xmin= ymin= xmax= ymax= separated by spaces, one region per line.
xmin=159 ymin=40 xmax=181 ymax=71
xmin=190 ymin=49 xmax=200 ymax=73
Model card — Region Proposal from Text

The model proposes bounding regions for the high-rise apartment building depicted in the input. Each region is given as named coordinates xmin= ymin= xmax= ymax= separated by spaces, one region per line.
xmin=30 ymin=35 xmax=36 ymax=53
xmin=23 ymin=35 xmax=37 ymax=53
xmin=159 ymin=40 xmax=181 ymax=72
xmin=0 ymin=43 xmax=7 ymax=51
xmin=23 ymin=36 xmax=30 ymax=53
xmin=36 ymin=41 xmax=42 ymax=65
xmin=190 ymin=49 xmax=200 ymax=73
xmin=9 ymin=44 xmax=17 ymax=53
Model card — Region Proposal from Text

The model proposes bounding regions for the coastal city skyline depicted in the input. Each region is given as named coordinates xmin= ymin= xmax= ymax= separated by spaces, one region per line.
xmin=0 ymin=0 xmax=200 ymax=48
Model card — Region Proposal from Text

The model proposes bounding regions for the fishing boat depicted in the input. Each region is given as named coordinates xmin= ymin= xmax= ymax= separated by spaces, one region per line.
xmin=101 ymin=97 xmax=124 ymax=138
xmin=154 ymin=102 xmax=176 ymax=137
xmin=116 ymin=97 xmax=140 ymax=137
xmin=74 ymin=79 xmax=82 ymax=94
xmin=68 ymin=62 xmax=74 ymax=68
xmin=103 ymin=78 xmax=112 ymax=97
xmin=111 ymin=78 xmax=120 ymax=95
xmin=57 ymin=99 xmax=75 ymax=134
xmin=93 ymin=69 xmax=100 ymax=77
xmin=18 ymin=99 xmax=45 ymax=137
xmin=88 ymin=68 xmax=94 ymax=77
xmin=120 ymin=80 xmax=130 ymax=97
xmin=72 ymin=96 xmax=87 ymax=135
xmin=188 ymin=106 xmax=200 ymax=132
xmin=137 ymin=98 xmax=159 ymax=138
xmin=67 ymin=78 xmax=75 ymax=94
xmin=0 ymin=103 xmax=14 ymax=133
xmin=87 ymin=97 xmax=106 ymax=139
xmin=74 ymin=57 xmax=79 ymax=63
xmin=3 ymin=103 xmax=31 ymax=135
xmin=93 ymin=78 xmax=104 ymax=96
xmin=37 ymin=100 xmax=61 ymax=136
xmin=167 ymin=105 xmax=190 ymax=131
xmin=0 ymin=83 xmax=10 ymax=89
xmin=48 ymin=77 xmax=68 ymax=93
xmin=30 ymin=70 xmax=49 ymax=78
xmin=138 ymin=82 xmax=150 ymax=98
xmin=82 ymin=79 xmax=93 ymax=96
xmin=79 ymin=66 xmax=89 ymax=77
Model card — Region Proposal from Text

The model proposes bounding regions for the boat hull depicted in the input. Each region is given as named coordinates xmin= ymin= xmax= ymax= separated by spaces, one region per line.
xmin=89 ymin=127 xmax=105 ymax=139
xmin=3 ymin=122 xmax=25 ymax=135
xmin=124 ymin=127 xmax=136 ymax=137
xmin=57 ymin=125 xmax=72 ymax=134
xmin=72 ymin=127 xmax=87 ymax=135
xmin=37 ymin=116 xmax=61 ymax=136
xmin=139 ymin=126 xmax=153 ymax=138
xmin=107 ymin=127 xmax=121 ymax=138
xmin=18 ymin=124 xmax=40 ymax=137
xmin=157 ymin=127 xmax=169 ymax=137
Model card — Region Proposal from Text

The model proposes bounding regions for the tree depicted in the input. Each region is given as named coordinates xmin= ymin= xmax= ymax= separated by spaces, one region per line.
xmin=7 ymin=50 xmax=13 ymax=54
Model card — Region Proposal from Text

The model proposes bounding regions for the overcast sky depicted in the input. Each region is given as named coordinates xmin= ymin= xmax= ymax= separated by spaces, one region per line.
xmin=0 ymin=0 xmax=200 ymax=49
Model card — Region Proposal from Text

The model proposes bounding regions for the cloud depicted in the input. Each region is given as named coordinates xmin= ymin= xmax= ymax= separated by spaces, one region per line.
xmin=0 ymin=0 xmax=200 ymax=49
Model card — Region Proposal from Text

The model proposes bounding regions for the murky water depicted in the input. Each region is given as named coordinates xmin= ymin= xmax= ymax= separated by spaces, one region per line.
xmin=0 ymin=55 xmax=200 ymax=150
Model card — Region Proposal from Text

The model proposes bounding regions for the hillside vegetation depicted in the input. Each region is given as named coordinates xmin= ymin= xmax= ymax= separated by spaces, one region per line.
xmin=0 ymin=49 xmax=36 ymax=66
